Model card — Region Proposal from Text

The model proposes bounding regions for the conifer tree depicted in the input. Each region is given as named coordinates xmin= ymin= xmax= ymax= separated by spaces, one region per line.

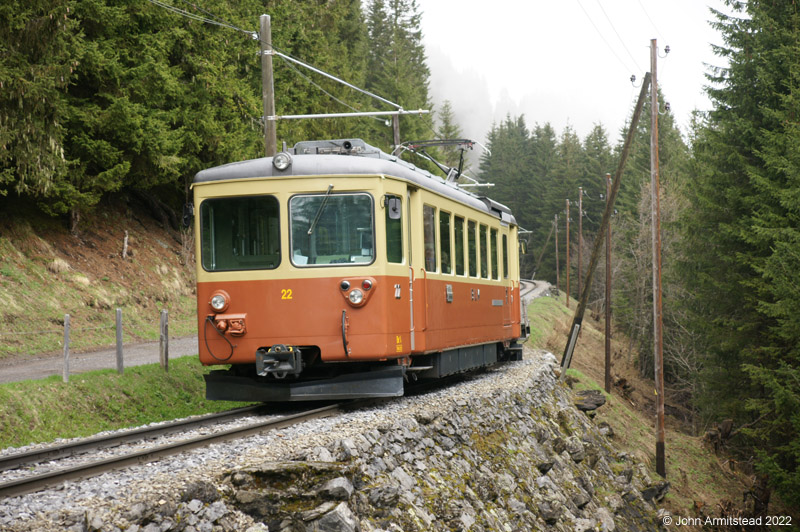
xmin=479 ymin=116 xmax=533 ymax=234
xmin=682 ymin=0 xmax=800 ymax=507
xmin=0 ymin=0 xmax=77 ymax=204
xmin=435 ymin=100 xmax=469 ymax=172
xmin=364 ymin=0 xmax=433 ymax=152
xmin=0 ymin=0 xmax=373 ymax=217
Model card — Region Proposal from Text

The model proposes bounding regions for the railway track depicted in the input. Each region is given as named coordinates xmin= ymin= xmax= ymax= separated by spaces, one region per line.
xmin=520 ymin=279 xmax=545 ymax=301
xmin=520 ymin=279 xmax=536 ymax=299
xmin=0 ymin=360 xmax=515 ymax=499
xmin=0 ymin=403 xmax=347 ymax=499
xmin=0 ymin=283 xmax=542 ymax=499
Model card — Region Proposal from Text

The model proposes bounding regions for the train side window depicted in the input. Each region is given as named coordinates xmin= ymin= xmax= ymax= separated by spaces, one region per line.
xmin=385 ymin=195 xmax=403 ymax=264
xmin=502 ymin=234 xmax=509 ymax=278
xmin=468 ymin=220 xmax=477 ymax=277
xmin=491 ymin=228 xmax=499 ymax=280
xmin=480 ymin=224 xmax=488 ymax=278
xmin=439 ymin=211 xmax=452 ymax=274
xmin=423 ymin=205 xmax=436 ymax=272
xmin=454 ymin=216 xmax=465 ymax=275
xmin=200 ymin=195 xmax=280 ymax=272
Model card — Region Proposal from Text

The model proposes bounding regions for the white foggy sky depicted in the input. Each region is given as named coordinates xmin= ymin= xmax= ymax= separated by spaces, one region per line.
xmin=419 ymin=0 xmax=728 ymax=146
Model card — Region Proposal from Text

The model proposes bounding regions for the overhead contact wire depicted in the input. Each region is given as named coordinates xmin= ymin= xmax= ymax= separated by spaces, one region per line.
xmin=575 ymin=0 xmax=639 ymax=75
xmin=267 ymin=46 xmax=403 ymax=110
xmin=594 ymin=0 xmax=645 ymax=74
xmin=144 ymin=0 xmax=395 ymax=120
xmin=277 ymin=56 xmax=385 ymax=123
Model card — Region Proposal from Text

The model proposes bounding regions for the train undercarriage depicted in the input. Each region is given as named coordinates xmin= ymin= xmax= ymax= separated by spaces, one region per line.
xmin=204 ymin=340 xmax=525 ymax=402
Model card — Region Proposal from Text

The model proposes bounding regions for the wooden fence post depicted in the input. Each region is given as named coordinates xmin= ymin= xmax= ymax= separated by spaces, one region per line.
xmin=159 ymin=310 xmax=169 ymax=372
xmin=62 ymin=314 xmax=70 ymax=383
xmin=116 ymin=308 xmax=124 ymax=374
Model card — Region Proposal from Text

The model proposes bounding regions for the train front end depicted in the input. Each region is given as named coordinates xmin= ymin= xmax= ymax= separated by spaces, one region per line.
xmin=192 ymin=142 xmax=412 ymax=401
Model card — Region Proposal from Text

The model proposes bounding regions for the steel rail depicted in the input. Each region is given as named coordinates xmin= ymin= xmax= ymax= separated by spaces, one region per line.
xmin=519 ymin=280 xmax=537 ymax=299
xmin=0 ymin=405 xmax=267 ymax=473
xmin=0 ymin=403 xmax=343 ymax=499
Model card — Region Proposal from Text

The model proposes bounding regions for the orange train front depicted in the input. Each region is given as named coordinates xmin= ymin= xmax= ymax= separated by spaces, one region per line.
xmin=191 ymin=139 xmax=529 ymax=401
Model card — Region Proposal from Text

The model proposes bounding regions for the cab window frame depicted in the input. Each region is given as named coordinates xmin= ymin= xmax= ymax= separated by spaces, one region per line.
xmin=199 ymin=194 xmax=281 ymax=273
xmin=385 ymin=194 xmax=404 ymax=264
xmin=288 ymin=192 xmax=376 ymax=268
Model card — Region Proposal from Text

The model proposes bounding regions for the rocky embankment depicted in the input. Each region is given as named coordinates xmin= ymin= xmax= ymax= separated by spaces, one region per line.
xmin=3 ymin=350 xmax=666 ymax=532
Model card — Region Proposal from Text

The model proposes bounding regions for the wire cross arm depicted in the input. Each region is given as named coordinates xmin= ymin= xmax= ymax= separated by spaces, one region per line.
xmin=273 ymin=51 xmax=404 ymax=110
xmin=267 ymin=109 xmax=430 ymax=121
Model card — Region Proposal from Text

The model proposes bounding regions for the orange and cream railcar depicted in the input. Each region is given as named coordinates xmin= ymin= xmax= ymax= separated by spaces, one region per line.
xmin=192 ymin=139 xmax=528 ymax=401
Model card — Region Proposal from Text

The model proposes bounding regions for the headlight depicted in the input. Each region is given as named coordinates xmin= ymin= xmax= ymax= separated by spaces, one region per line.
xmin=210 ymin=294 xmax=227 ymax=311
xmin=272 ymin=151 xmax=292 ymax=171
xmin=348 ymin=289 xmax=364 ymax=305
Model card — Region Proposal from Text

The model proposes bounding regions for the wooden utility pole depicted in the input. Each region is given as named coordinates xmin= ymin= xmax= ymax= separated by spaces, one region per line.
xmin=260 ymin=14 xmax=277 ymax=157
xmin=651 ymin=38 xmax=666 ymax=479
xmin=560 ymin=72 xmax=652 ymax=379
xmin=578 ymin=187 xmax=583 ymax=299
xmin=554 ymin=214 xmax=560 ymax=293
xmin=605 ymin=173 xmax=612 ymax=393
xmin=534 ymin=221 xmax=555 ymax=278
xmin=565 ymin=199 xmax=571 ymax=308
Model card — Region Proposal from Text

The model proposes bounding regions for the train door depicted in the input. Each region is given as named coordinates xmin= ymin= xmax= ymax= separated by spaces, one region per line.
xmin=502 ymin=232 xmax=512 ymax=328
xmin=407 ymin=187 xmax=430 ymax=353
xmin=407 ymin=189 xmax=416 ymax=351
xmin=422 ymin=203 xmax=437 ymax=342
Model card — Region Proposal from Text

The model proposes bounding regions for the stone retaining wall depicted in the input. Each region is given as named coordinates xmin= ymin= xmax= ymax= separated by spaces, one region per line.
xmin=61 ymin=351 xmax=666 ymax=532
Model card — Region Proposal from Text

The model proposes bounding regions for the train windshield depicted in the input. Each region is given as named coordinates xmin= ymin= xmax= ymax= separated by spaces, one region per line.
xmin=290 ymin=193 xmax=374 ymax=266
xmin=200 ymin=196 xmax=280 ymax=271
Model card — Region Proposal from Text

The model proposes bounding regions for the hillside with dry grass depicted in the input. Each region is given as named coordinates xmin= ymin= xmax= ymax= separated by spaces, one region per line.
xmin=0 ymin=197 xmax=198 ymax=360
xmin=527 ymin=294 xmax=799 ymax=530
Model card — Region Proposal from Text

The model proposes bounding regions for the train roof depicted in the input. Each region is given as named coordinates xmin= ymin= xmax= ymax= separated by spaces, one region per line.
xmin=193 ymin=139 xmax=517 ymax=226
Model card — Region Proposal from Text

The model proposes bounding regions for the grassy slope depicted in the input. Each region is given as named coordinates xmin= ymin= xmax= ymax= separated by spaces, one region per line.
xmin=0 ymin=200 xmax=197 ymax=358
xmin=0 ymin=203 xmax=254 ymax=449
xmin=0 ymin=357 xmax=249 ymax=448
xmin=527 ymin=294 xmax=797 ymax=526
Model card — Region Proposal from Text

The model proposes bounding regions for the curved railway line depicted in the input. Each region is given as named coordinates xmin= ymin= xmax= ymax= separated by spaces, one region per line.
xmin=520 ymin=279 xmax=537 ymax=299
xmin=0 ymin=403 xmax=346 ymax=499
xmin=0 ymin=281 xmax=543 ymax=500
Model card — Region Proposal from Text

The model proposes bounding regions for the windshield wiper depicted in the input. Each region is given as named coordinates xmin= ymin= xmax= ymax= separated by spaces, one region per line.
xmin=308 ymin=184 xmax=334 ymax=235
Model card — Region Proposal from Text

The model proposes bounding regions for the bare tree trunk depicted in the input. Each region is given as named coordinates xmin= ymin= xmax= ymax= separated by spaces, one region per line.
xmin=122 ymin=230 xmax=129 ymax=259
xmin=751 ymin=474 xmax=771 ymax=521
xmin=69 ymin=208 xmax=80 ymax=235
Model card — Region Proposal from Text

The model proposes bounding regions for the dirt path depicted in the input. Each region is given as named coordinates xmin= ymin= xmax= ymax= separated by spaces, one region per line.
xmin=0 ymin=336 xmax=199 ymax=384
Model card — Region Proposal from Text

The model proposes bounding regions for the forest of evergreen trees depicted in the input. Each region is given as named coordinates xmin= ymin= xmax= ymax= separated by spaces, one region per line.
xmin=2 ymin=0 xmax=799 ymax=512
